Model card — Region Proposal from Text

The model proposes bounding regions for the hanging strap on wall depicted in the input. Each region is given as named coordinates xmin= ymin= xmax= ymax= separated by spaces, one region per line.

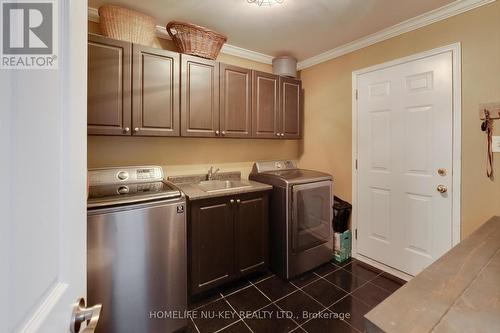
xmin=481 ymin=110 xmax=494 ymax=179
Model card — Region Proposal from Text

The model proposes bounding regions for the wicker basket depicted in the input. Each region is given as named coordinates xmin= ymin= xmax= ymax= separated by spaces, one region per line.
xmin=99 ymin=5 xmax=156 ymax=46
xmin=166 ymin=21 xmax=227 ymax=60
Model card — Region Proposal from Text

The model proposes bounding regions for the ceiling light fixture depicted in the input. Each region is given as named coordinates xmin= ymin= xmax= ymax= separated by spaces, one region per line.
xmin=247 ymin=0 xmax=284 ymax=7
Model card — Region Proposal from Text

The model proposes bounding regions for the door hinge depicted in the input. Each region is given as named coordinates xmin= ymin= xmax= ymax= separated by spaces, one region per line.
xmin=355 ymin=228 xmax=358 ymax=240
xmin=355 ymin=159 xmax=358 ymax=170
xmin=355 ymin=89 xmax=358 ymax=100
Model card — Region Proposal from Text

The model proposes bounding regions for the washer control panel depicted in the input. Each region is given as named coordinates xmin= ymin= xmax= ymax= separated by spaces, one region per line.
xmin=88 ymin=166 xmax=164 ymax=186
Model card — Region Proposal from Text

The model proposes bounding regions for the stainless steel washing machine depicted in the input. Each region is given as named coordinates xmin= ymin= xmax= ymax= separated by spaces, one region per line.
xmin=250 ymin=160 xmax=333 ymax=279
xmin=87 ymin=166 xmax=187 ymax=333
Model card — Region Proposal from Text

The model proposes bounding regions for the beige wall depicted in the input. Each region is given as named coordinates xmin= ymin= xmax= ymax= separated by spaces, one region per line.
xmin=298 ymin=1 xmax=500 ymax=238
xmin=87 ymin=21 xmax=300 ymax=177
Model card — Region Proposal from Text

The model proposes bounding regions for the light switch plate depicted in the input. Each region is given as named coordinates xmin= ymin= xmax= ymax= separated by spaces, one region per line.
xmin=493 ymin=136 xmax=500 ymax=153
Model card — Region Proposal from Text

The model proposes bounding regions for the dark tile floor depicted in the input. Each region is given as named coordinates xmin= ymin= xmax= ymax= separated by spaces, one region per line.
xmin=186 ymin=258 xmax=406 ymax=333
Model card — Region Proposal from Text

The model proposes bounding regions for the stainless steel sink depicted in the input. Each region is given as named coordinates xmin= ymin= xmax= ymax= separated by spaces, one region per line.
xmin=196 ymin=180 xmax=252 ymax=193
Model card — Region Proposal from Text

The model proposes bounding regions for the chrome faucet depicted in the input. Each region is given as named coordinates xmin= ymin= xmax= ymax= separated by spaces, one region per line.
xmin=207 ymin=166 xmax=220 ymax=180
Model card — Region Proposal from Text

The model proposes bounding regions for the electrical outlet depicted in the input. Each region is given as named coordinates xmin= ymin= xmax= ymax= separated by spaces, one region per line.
xmin=493 ymin=136 xmax=500 ymax=153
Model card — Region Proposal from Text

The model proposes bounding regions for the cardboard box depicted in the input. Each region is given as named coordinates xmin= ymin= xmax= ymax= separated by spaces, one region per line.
xmin=334 ymin=230 xmax=351 ymax=263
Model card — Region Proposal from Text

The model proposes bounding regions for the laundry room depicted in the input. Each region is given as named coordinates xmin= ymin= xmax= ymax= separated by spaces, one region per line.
xmin=2 ymin=1 xmax=500 ymax=333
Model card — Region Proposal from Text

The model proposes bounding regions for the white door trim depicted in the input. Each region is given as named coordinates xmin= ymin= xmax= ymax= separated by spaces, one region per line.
xmin=351 ymin=43 xmax=462 ymax=275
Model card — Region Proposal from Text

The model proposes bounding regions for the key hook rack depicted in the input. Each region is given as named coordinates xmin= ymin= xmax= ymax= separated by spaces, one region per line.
xmin=479 ymin=103 xmax=499 ymax=179
xmin=479 ymin=103 xmax=500 ymax=121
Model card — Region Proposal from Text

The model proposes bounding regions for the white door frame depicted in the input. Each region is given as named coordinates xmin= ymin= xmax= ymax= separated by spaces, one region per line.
xmin=351 ymin=43 xmax=462 ymax=279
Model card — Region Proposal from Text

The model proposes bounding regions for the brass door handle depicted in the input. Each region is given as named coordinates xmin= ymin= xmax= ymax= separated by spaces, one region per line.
xmin=71 ymin=298 xmax=102 ymax=333
xmin=437 ymin=185 xmax=448 ymax=193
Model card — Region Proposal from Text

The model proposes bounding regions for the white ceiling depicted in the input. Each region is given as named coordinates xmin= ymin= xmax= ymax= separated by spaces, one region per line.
xmin=88 ymin=0 xmax=456 ymax=61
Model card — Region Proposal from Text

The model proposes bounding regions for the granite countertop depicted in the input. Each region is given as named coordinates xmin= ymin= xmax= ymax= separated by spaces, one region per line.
xmin=168 ymin=171 xmax=272 ymax=200
xmin=365 ymin=216 xmax=500 ymax=333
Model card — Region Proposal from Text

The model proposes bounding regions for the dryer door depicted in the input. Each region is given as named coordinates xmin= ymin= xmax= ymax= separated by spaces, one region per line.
xmin=291 ymin=180 xmax=333 ymax=254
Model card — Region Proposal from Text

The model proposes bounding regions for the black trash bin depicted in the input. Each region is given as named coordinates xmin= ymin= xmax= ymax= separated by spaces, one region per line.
xmin=333 ymin=196 xmax=352 ymax=233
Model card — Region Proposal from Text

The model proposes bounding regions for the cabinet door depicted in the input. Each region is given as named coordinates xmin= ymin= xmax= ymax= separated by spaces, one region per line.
xmin=252 ymin=71 xmax=279 ymax=138
xmin=181 ymin=55 xmax=220 ymax=137
xmin=220 ymin=64 xmax=252 ymax=138
xmin=234 ymin=193 xmax=269 ymax=275
xmin=132 ymin=45 xmax=180 ymax=136
xmin=87 ymin=34 xmax=131 ymax=135
xmin=279 ymin=77 xmax=301 ymax=139
xmin=190 ymin=198 xmax=234 ymax=295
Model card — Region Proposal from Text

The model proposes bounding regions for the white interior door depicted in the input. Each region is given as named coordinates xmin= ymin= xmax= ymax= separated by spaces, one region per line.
xmin=0 ymin=1 xmax=89 ymax=332
xmin=355 ymin=49 xmax=456 ymax=276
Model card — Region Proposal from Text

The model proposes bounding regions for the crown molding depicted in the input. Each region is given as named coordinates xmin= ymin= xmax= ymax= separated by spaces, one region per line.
xmin=297 ymin=0 xmax=496 ymax=70
xmin=87 ymin=7 xmax=273 ymax=64
xmin=219 ymin=44 xmax=274 ymax=64
xmin=89 ymin=0 xmax=495 ymax=70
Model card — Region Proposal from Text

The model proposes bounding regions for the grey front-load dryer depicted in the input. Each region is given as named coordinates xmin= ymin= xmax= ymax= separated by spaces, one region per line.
xmin=250 ymin=160 xmax=334 ymax=279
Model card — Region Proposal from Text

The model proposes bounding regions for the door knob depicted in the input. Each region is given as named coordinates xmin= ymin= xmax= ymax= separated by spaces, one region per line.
xmin=437 ymin=185 xmax=448 ymax=193
xmin=437 ymin=168 xmax=447 ymax=176
xmin=221 ymin=131 xmax=226 ymax=136
xmin=134 ymin=127 xmax=139 ymax=132
xmin=70 ymin=298 xmax=102 ymax=333
xmin=123 ymin=127 xmax=130 ymax=133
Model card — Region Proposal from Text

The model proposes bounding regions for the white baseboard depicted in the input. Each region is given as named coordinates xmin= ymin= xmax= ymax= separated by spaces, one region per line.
xmin=353 ymin=254 xmax=413 ymax=282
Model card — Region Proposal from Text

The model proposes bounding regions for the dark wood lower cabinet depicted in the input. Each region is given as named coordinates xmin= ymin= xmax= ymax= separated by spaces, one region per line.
xmin=189 ymin=191 xmax=270 ymax=295
xmin=235 ymin=196 xmax=269 ymax=275
xmin=190 ymin=200 xmax=234 ymax=293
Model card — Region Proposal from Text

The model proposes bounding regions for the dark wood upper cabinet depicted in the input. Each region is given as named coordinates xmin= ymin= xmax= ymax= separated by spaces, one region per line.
xmin=87 ymin=34 xmax=131 ymax=135
xmin=87 ymin=34 xmax=302 ymax=140
xmin=280 ymin=77 xmax=301 ymax=139
xmin=234 ymin=195 xmax=268 ymax=275
xmin=132 ymin=45 xmax=180 ymax=136
xmin=220 ymin=64 xmax=252 ymax=138
xmin=252 ymin=71 xmax=280 ymax=138
xmin=181 ymin=55 xmax=220 ymax=137
xmin=190 ymin=199 xmax=234 ymax=294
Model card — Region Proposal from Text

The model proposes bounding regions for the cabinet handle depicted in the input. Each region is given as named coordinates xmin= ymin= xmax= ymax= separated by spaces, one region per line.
xmin=280 ymin=133 xmax=285 ymax=137
xmin=134 ymin=127 xmax=139 ymax=132
xmin=221 ymin=131 xmax=226 ymax=136
xmin=230 ymin=199 xmax=235 ymax=204
xmin=275 ymin=133 xmax=280 ymax=137
xmin=236 ymin=199 xmax=241 ymax=204
xmin=215 ymin=130 xmax=220 ymax=136
xmin=123 ymin=127 xmax=130 ymax=133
